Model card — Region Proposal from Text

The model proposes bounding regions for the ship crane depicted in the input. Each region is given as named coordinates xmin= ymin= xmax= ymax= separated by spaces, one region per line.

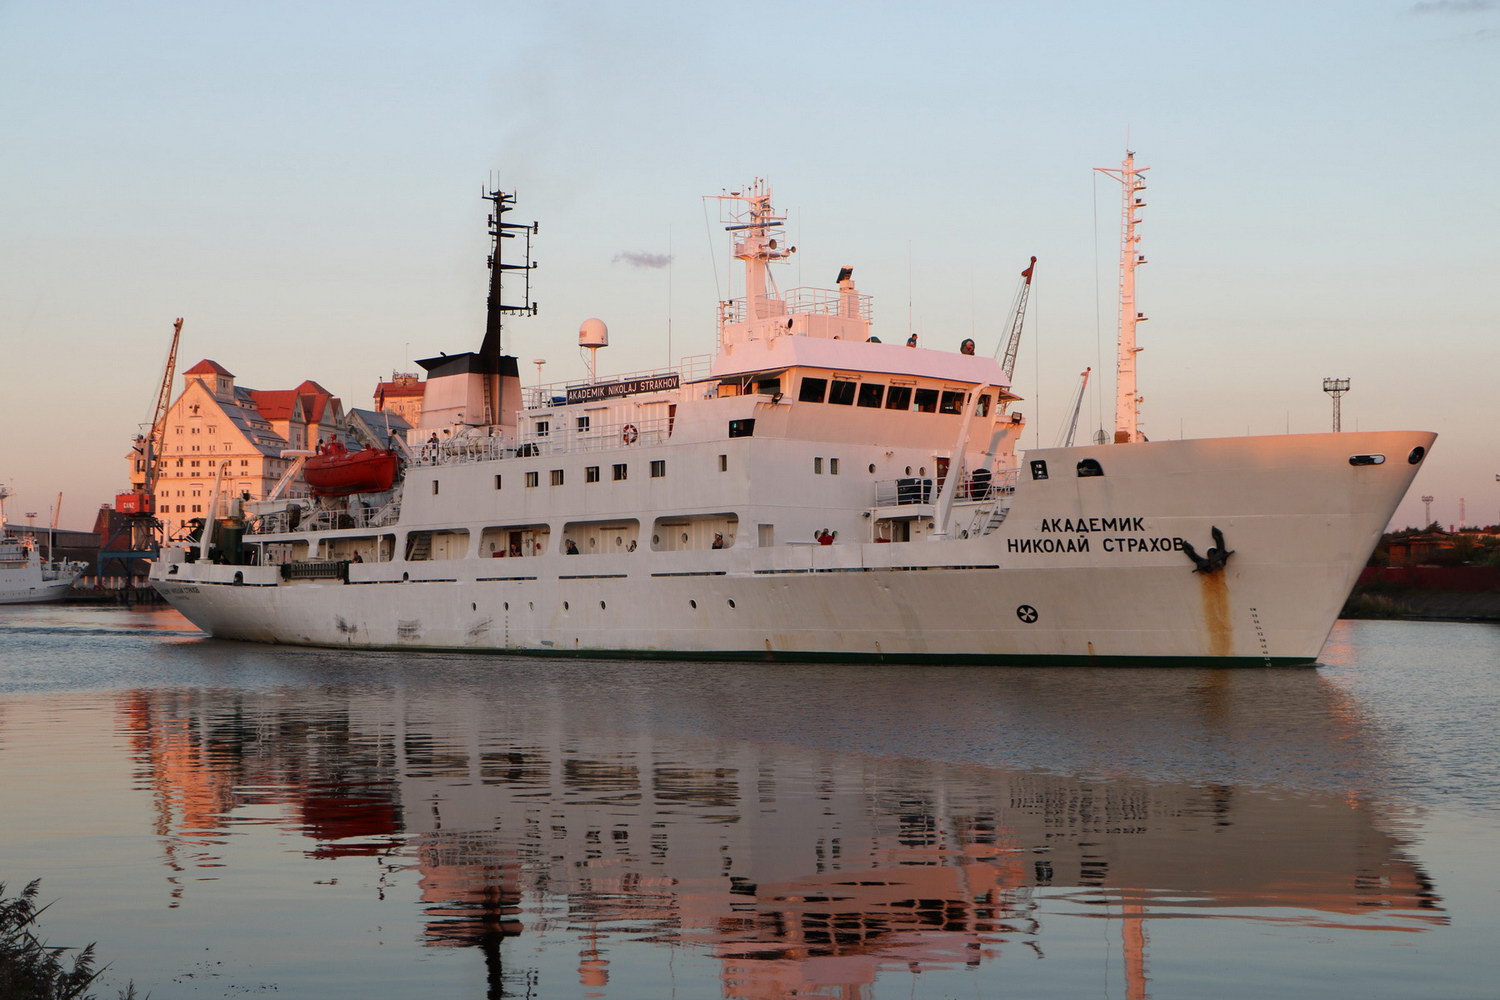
xmin=998 ymin=256 xmax=1037 ymax=381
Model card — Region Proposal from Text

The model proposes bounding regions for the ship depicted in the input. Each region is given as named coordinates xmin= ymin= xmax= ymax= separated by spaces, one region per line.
xmin=150 ymin=165 xmax=1434 ymax=664
xmin=0 ymin=485 xmax=85 ymax=604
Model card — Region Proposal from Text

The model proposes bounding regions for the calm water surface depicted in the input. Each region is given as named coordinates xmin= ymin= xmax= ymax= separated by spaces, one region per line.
xmin=1 ymin=605 xmax=1496 ymax=999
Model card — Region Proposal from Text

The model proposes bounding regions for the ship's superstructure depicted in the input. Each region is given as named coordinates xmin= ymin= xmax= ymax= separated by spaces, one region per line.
xmin=150 ymin=176 xmax=1434 ymax=664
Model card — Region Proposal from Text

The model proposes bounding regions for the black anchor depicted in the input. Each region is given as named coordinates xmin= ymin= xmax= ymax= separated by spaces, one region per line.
xmin=1182 ymin=526 xmax=1234 ymax=574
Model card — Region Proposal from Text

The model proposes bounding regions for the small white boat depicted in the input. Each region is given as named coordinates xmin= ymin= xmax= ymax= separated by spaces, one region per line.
xmin=0 ymin=485 xmax=85 ymax=604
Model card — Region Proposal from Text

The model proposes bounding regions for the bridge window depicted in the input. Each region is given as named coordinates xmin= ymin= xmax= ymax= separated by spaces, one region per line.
xmin=729 ymin=419 xmax=755 ymax=437
xmin=799 ymin=377 xmax=827 ymax=403
xmin=857 ymin=383 xmax=885 ymax=408
xmin=940 ymin=391 xmax=965 ymax=414
xmin=885 ymin=386 xmax=912 ymax=410
xmin=914 ymin=388 xmax=939 ymax=413
xmin=828 ymin=380 xmax=857 ymax=406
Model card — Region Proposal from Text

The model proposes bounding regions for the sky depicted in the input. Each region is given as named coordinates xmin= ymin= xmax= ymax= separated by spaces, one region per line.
xmin=1 ymin=0 xmax=1495 ymax=531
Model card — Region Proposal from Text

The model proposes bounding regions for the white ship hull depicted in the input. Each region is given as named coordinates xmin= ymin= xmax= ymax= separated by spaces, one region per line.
xmin=0 ymin=574 xmax=80 ymax=605
xmin=152 ymin=431 xmax=1432 ymax=665
xmin=0 ymin=553 xmax=83 ymax=604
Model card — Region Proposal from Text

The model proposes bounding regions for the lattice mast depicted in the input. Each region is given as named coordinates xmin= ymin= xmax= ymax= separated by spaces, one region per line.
xmin=481 ymin=187 xmax=538 ymax=424
xmin=1095 ymin=152 xmax=1149 ymax=443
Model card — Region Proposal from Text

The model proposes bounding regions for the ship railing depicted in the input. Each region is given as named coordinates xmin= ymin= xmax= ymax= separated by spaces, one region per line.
xmin=523 ymin=355 xmax=714 ymax=410
xmin=516 ymin=416 xmax=673 ymax=456
xmin=721 ymin=287 xmax=874 ymax=324
xmin=410 ymin=435 xmax=507 ymax=468
xmin=873 ymin=468 xmax=1016 ymax=507
xmin=250 ymin=497 xmax=401 ymax=535
xmin=959 ymin=468 xmax=1019 ymax=537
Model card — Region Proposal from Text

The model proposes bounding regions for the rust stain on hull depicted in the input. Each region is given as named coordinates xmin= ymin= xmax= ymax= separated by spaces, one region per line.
xmin=1199 ymin=572 xmax=1233 ymax=657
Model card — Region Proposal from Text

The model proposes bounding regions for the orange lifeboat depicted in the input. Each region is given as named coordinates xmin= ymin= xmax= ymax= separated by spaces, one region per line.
xmin=303 ymin=439 xmax=401 ymax=497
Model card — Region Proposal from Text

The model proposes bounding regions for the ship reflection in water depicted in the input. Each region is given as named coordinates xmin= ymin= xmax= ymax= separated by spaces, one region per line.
xmin=104 ymin=657 xmax=1444 ymax=999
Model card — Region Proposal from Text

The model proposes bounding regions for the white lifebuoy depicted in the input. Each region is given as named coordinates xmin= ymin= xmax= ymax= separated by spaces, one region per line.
xmin=622 ymin=424 xmax=639 ymax=444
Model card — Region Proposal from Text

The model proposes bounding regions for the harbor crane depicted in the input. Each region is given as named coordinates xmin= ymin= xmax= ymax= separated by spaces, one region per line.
xmin=998 ymin=256 xmax=1036 ymax=381
xmin=1056 ymin=367 xmax=1092 ymax=448
xmin=109 ymin=318 xmax=183 ymax=557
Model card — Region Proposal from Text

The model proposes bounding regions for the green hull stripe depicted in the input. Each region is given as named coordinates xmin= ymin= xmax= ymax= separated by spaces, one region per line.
xmin=218 ymin=634 xmax=1317 ymax=668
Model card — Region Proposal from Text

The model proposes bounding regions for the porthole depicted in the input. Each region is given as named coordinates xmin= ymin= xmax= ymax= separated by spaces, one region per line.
xmin=727 ymin=599 xmax=737 ymax=609
xmin=653 ymin=534 xmax=661 ymax=544
xmin=600 ymin=601 xmax=606 ymax=610
xmin=690 ymin=599 xmax=698 ymax=609
xmin=1408 ymin=446 xmax=1426 ymax=465
xmin=528 ymin=601 xmax=534 ymax=611
xmin=905 ymin=466 xmax=912 ymax=475
xmin=919 ymin=466 xmax=926 ymax=475
xmin=681 ymin=532 xmax=689 ymax=543
xmin=471 ymin=602 xmax=477 ymax=611
xmin=868 ymin=463 xmax=876 ymax=474
xmin=402 ymin=572 xmax=409 ymax=582
xmin=503 ymin=602 xmax=510 ymax=611
xmin=564 ymin=601 xmax=570 ymax=610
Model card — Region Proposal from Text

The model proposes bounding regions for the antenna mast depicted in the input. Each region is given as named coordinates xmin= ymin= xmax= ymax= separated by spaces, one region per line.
xmin=1095 ymin=151 xmax=1149 ymax=443
xmin=480 ymin=186 xmax=538 ymax=423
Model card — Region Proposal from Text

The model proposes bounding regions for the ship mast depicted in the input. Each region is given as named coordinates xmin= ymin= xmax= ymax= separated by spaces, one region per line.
xmin=716 ymin=180 xmax=795 ymax=328
xmin=480 ymin=187 xmax=537 ymax=424
xmin=1095 ymin=151 xmax=1149 ymax=443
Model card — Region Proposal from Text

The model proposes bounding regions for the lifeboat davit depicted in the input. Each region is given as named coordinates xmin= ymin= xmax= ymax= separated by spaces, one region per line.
xmin=303 ymin=439 xmax=401 ymax=497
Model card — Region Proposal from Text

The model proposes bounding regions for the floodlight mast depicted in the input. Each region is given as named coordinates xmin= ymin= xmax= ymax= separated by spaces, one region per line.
xmin=1096 ymin=151 xmax=1149 ymax=444
xmin=1322 ymin=377 xmax=1351 ymax=432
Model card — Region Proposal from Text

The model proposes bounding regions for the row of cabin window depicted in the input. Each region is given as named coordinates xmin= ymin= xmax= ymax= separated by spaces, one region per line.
xmin=798 ymin=377 xmax=991 ymax=416
xmin=467 ymin=460 xmax=670 ymax=493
